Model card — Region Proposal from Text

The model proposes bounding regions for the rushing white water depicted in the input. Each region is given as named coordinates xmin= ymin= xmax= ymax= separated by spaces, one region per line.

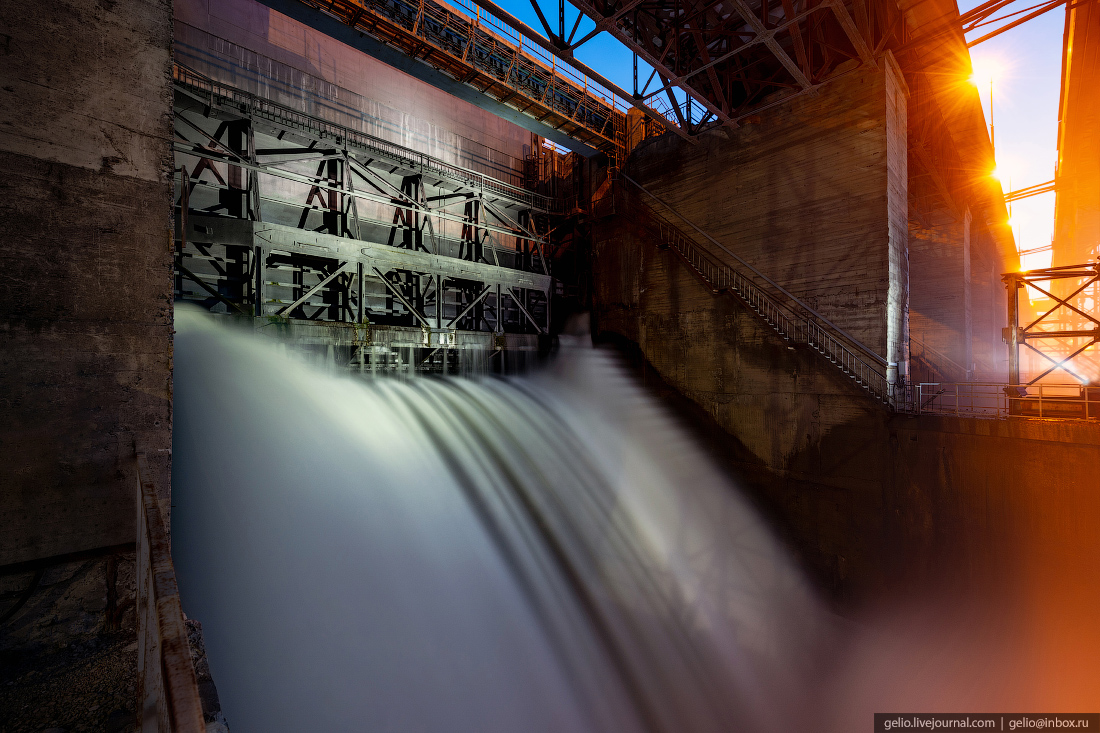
xmin=172 ymin=309 xmax=826 ymax=733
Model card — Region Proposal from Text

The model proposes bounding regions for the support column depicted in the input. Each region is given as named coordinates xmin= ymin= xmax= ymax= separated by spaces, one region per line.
xmin=436 ymin=278 xmax=444 ymax=329
xmin=356 ymin=262 xmax=365 ymax=323
xmin=885 ymin=52 xmax=910 ymax=386
xmin=1005 ymin=273 xmax=1021 ymax=386
xmin=253 ymin=246 xmax=265 ymax=317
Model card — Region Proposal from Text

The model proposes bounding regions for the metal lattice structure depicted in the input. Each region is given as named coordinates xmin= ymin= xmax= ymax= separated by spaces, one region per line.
xmin=265 ymin=0 xmax=637 ymax=161
xmin=566 ymin=0 xmax=899 ymax=132
xmin=1004 ymin=263 xmax=1100 ymax=386
xmin=173 ymin=64 xmax=554 ymax=372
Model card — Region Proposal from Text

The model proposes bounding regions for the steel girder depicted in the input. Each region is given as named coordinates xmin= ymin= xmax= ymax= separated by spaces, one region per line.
xmin=567 ymin=0 xmax=900 ymax=131
xmin=1004 ymin=263 xmax=1100 ymax=386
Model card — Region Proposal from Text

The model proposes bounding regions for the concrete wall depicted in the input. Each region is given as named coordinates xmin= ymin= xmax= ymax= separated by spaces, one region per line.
xmin=618 ymin=61 xmax=908 ymax=367
xmin=0 ymin=0 xmax=174 ymax=566
xmin=593 ymin=209 xmax=895 ymax=589
xmin=1054 ymin=0 xmax=1100 ymax=266
xmin=592 ymin=62 xmax=914 ymax=592
xmin=595 ymin=212 xmax=1100 ymax=616
xmin=174 ymin=0 xmax=532 ymax=185
xmin=592 ymin=52 xmax=1099 ymax=616
xmin=908 ymin=197 xmax=1012 ymax=382
xmin=909 ymin=210 xmax=972 ymax=379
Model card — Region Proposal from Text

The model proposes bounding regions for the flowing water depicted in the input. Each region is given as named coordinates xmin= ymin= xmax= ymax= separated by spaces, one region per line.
xmin=172 ymin=309 xmax=828 ymax=732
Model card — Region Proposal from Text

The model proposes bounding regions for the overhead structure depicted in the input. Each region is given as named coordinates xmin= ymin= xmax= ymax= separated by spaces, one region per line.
xmin=1005 ymin=180 xmax=1056 ymax=203
xmin=255 ymin=0 xmax=684 ymax=162
xmin=566 ymin=0 xmax=895 ymax=131
xmin=960 ymin=0 xmax=1069 ymax=47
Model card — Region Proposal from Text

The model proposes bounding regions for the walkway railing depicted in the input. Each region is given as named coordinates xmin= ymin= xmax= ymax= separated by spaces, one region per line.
xmin=913 ymin=382 xmax=1100 ymax=420
xmin=173 ymin=63 xmax=562 ymax=213
xmin=136 ymin=452 xmax=205 ymax=733
xmin=594 ymin=179 xmax=1100 ymax=421
xmin=609 ymin=177 xmax=895 ymax=405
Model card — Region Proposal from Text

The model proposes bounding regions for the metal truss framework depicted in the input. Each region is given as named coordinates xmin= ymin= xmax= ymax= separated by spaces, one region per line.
xmin=172 ymin=64 xmax=553 ymax=368
xmin=960 ymin=0 xmax=1071 ymax=47
xmin=1004 ymin=263 xmax=1100 ymax=386
xmin=1004 ymin=179 xmax=1056 ymax=203
xmin=565 ymin=0 xmax=899 ymax=132
xmin=279 ymin=0 xmax=641 ymax=161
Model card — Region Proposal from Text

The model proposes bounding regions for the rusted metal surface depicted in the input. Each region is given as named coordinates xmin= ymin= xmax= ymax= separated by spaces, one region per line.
xmin=136 ymin=452 xmax=205 ymax=733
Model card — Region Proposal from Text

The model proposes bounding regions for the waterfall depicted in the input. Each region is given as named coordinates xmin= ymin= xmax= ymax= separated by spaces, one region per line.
xmin=172 ymin=308 xmax=825 ymax=732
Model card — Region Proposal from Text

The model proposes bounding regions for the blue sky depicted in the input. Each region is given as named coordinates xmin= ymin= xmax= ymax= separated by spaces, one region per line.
xmin=487 ymin=1 xmax=1065 ymax=264
xmin=961 ymin=1 xmax=1065 ymax=269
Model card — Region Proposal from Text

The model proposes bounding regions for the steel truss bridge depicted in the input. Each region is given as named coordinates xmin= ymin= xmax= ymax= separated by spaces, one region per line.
xmin=173 ymin=64 xmax=557 ymax=373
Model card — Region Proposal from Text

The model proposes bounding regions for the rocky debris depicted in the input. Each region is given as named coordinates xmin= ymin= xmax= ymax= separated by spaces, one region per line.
xmin=0 ymin=554 xmax=138 ymax=733
xmin=185 ymin=618 xmax=229 ymax=731
xmin=0 ymin=631 xmax=137 ymax=733
xmin=0 ymin=555 xmax=136 ymax=655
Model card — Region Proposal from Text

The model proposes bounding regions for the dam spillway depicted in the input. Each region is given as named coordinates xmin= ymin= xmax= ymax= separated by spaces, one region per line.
xmin=171 ymin=309 xmax=822 ymax=733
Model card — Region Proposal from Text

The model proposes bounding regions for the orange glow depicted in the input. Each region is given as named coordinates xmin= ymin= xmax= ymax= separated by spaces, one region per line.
xmin=969 ymin=56 xmax=1004 ymax=87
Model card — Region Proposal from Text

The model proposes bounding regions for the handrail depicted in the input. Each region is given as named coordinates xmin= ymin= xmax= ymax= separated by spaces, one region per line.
xmin=172 ymin=63 xmax=563 ymax=214
xmin=136 ymin=452 xmax=205 ymax=733
xmin=909 ymin=332 xmax=970 ymax=381
xmin=913 ymin=381 xmax=1099 ymax=421
xmin=621 ymin=175 xmax=887 ymax=366
xmin=611 ymin=180 xmax=894 ymax=405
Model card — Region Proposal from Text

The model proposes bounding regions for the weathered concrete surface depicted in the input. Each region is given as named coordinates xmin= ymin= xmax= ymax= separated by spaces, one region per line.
xmin=907 ymin=168 xmax=1012 ymax=381
xmin=899 ymin=0 xmax=1017 ymax=382
xmin=1053 ymin=0 xmax=1100 ymax=267
xmin=594 ymin=62 xmax=907 ymax=507
xmin=593 ymin=53 xmax=1099 ymax=619
xmin=908 ymin=210 xmax=974 ymax=379
xmin=593 ymin=210 xmax=896 ymax=591
xmin=0 ymin=0 xmax=174 ymax=566
xmin=619 ymin=61 xmax=908 ymax=368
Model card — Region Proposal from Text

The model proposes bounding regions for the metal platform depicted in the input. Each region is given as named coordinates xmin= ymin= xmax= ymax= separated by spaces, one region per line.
xmin=203 ymin=315 xmax=541 ymax=375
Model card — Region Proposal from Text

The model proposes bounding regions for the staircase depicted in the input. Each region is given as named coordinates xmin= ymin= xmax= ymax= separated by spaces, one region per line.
xmin=909 ymin=333 xmax=970 ymax=384
xmin=606 ymin=176 xmax=897 ymax=406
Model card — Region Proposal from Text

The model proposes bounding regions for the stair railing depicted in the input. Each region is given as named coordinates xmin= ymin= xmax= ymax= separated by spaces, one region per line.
xmin=616 ymin=176 xmax=896 ymax=405
xmin=909 ymin=332 xmax=970 ymax=383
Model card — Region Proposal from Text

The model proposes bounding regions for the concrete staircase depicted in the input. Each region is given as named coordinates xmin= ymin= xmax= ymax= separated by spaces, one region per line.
xmin=610 ymin=175 xmax=897 ymax=406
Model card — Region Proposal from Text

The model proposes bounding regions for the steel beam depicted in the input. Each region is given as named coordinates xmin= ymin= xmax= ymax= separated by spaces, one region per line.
xmin=277 ymin=262 xmax=351 ymax=317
